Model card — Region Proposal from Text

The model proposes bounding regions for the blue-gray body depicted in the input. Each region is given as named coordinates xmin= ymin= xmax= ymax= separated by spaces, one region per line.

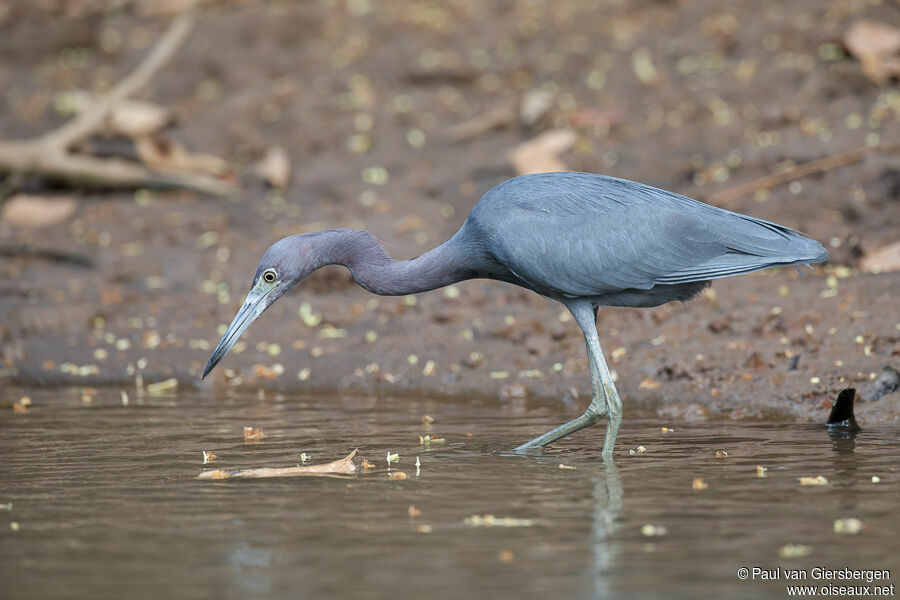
xmin=205 ymin=171 xmax=829 ymax=457
xmin=454 ymin=172 xmax=827 ymax=306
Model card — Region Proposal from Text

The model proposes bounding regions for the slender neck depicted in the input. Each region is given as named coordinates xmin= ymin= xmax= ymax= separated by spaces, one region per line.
xmin=314 ymin=229 xmax=475 ymax=296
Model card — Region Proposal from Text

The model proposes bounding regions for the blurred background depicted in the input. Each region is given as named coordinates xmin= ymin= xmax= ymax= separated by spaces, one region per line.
xmin=1 ymin=0 xmax=898 ymax=421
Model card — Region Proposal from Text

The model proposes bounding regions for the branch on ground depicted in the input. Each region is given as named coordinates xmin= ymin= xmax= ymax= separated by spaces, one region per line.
xmin=0 ymin=15 xmax=236 ymax=198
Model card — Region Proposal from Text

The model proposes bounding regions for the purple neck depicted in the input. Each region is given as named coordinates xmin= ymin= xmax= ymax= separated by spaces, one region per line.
xmin=314 ymin=229 xmax=473 ymax=296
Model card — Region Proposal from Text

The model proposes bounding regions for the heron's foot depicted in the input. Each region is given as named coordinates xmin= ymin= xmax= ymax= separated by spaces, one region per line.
xmin=600 ymin=408 xmax=622 ymax=460
xmin=514 ymin=407 xmax=605 ymax=452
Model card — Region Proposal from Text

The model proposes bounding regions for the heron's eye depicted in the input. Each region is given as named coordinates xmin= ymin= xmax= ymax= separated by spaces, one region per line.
xmin=262 ymin=269 xmax=277 ymax=283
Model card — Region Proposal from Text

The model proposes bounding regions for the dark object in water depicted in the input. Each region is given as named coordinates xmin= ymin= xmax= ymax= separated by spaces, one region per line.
xmin=868 ymin=365 xmax=900 ymax=402
xmin=826 ymin=388 xmax=860 ymax=432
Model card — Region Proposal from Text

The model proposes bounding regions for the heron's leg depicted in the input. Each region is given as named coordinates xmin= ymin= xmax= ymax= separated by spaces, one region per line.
xmin=515 ymin=301 xmax=622 ymax=458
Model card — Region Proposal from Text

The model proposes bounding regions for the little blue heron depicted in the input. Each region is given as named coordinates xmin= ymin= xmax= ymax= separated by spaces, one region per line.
xmin=203 ymin=172 xmax=828 ymax=457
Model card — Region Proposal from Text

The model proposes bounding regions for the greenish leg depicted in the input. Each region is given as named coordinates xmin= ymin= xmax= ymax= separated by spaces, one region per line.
xmin=515 ymin=301 xmax=623 ymax=459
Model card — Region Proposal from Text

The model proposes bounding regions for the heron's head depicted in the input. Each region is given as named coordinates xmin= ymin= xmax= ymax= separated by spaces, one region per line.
xmin=203 ymin=235 xmax=313 ymax=379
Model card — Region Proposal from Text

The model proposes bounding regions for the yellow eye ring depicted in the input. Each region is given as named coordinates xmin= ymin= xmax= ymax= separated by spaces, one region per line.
xmin=263 ymin=270 xmax=277 ymax=283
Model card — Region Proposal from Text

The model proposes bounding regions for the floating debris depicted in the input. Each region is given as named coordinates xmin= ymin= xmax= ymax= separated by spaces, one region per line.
xmin=834 ymin=518 xmax=863 ymax=535
xmin=202 ymin=451 xmax=217 ymax=465
xmin=715 ymin=450 xmax=728 ymax=458
xmin=640 ymin=524 xmax=667 ymax=537
xmin=300 ymin=453 xmax=310 ymax=463
xmin=416 ymin=524 xmax=433 ymax=533
xmin=386 ymin=452 xmax=399 ymax=464
xmin=798 ymin=476 xmax=828 ymax=486
xmin=872 ymin=476 xmax=881 ymax=483
xmin=660 ymin=427 xmax=673 ymax=433
xmin=243 ymin=426 xmax=265 ymax=443
xmin=198 ymin=450 xmax=359 ymax=479
xmin=464 ymin=514 xmax=535 ymax=528
xmin=558 ymin=464 xmax=576 ymax=471
xmin=779 ymin=544 xmax=812 ymax=558
xmin=418 ymin=435 xmax=446 ymax=446
xmin=692 ymin=478 xmax=708 ymax=490
xmin=422 ymin=414 xmax=435 ymax=426
xmin=756 ymin=465 xmax=768 ymax=478
xmin=388 ymin=472 xmax=408 ymax=481
xmin=408 ymin=505 xmax=421 ymax=518
xmin=146 ymin=377 xmax=178 ymax=395
xmin=629 ymin=445 xmax=647 ymax=456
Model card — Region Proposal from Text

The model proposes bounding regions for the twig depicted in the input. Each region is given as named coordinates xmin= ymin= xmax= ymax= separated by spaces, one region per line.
xmin=710 ymin=141 xmax=900 ymax=206
xmin=0 ymin=243 xmax=95 ymax=268
xmin=42 ymin=15 xmax=193 ymax=151
xmin=197 ymin=449 xmax=360 ymax=480
xmin=0 ymin=15 xmax=235 ymax=197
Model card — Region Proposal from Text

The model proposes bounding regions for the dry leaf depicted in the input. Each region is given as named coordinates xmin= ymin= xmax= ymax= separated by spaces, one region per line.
xmin=388 ymin=472 xmax=408 ymax=480
xmin=844 ymin=20 xmax=900 ymax=84
xmin=135 ymin=135 xmax=230 ymax=176
xmin=2 ymin=195 xmax=77 ymax=229
xmin=834 ymin=518 xmax=863 ymax=535
xmin=692 ymin=478 xmax=708 ymax=490
xmin=202 ymin=450 xmax=217 ymax=464
xmin=64 ymin=90 xmax=174 ymax=137
xmin=519 ymin=88 xmax=555 ymax=128
xmin=146 ymin=377 xmax=178 ymax=395
xmin=715 ymin=450 xmax=728 ymax=458
xmin=197 ymin=449 xmax=359 ymax=479
xmin=254 ymin=146 xmax=291 ymax=190
xmin=860 ymin=240 xmax=900 ymax=274
xmin=799 ymin=475 xmax=828 ymax=486
xmin=464 ymin=514 xmax=535 ymax=528
xmin=243 ymin=426 xmax=265 ymax=443
xmin=508 ymin=128 xmax=576 ymax=175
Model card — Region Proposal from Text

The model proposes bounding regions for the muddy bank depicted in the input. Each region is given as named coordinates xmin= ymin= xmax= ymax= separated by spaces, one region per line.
xmin=1 ymin=0 xmax=899 ymax=424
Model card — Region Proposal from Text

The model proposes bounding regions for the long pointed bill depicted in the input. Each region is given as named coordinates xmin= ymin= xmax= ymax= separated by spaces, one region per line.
xmin=202 ymin=287 xmax=274 ymax=379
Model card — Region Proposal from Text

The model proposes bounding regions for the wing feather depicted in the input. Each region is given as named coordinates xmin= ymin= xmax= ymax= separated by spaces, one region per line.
xmin=472 ymin=173 xmax=827 ymax=297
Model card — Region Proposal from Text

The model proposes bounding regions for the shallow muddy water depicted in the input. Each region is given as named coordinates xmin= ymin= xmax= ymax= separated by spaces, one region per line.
xmin=1 ymin=388 xmax=898 ymax=600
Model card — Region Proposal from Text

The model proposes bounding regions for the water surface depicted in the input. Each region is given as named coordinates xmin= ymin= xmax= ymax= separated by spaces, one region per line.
xmin=2 ymin=389 xmax=898 ymax=599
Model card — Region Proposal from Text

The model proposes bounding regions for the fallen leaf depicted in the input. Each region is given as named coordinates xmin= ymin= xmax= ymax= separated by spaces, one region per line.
xmin=243 ymin=426 xmax=265 ymax=443
xmin=388 ymin=472 xmax=408 ymax=480
xmin=2 ymin=195 xmax=77 ymax=229
xmin=519 ymin=88 xmax=555 ymax=128
xmin=464 ymin=514 xmax=535 ymax=528
xmin=508 ymin=128 xmax=576 ymax=175
xmin=640 ymin=524 xmax=667 ymax=537
xmin=844 ymin=20 xmax=900 ymax=84
xmin=135 ymin=134 xmax=230 ymax=176
xmin=202 ymin=450 xmax=217 ymax=464
xmin=833 ymin=518 xmax=863 ymax=535
xmin=860 ymin=240 xmax=900 ymax=274
xmin=692 ymin=478 xmax=708 ymax=490
xmin=798 ymin=475 xmax=828 ymax=486
xmin=63 ymin=90 xmax=174 ymax=136
xmin=197 ymin=449 xmax=359 ymax=479
xmin=779 ymin=544 xmax=811 ymax=558
xmin=146 ymin=377 xmax=178 ymax=395
xmin=254 ymin=146 xmax=291 ymax=190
